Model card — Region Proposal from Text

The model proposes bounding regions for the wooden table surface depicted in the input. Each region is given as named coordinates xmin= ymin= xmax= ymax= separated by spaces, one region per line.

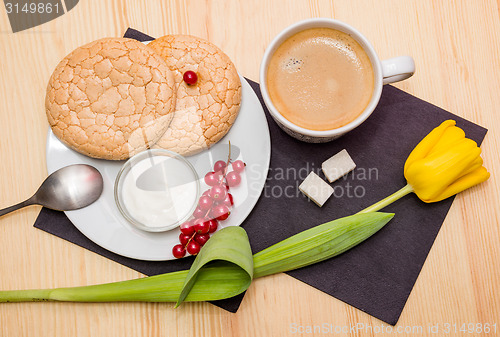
xmin=1 ymin=1 xmax=499 ymax=336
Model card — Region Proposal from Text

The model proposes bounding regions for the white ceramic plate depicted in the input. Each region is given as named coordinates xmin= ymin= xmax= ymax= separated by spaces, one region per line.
xmin=46 ymin=76 xmax=271 ymax=260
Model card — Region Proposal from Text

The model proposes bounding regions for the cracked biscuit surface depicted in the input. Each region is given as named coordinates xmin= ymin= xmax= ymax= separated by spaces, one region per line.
xmin=46 ymin=37 xmax=176 ymax=160
xmin=147 ymin=35 xmax=242 ymax=156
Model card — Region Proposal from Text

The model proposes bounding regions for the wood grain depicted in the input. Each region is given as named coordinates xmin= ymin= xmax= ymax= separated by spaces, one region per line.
xmin=1 ymin=0 xmax=499 ymax=336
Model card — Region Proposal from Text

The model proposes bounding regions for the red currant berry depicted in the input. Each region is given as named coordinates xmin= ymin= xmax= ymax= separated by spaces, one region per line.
xmin=186 ymin=241 xmax=201 ymax=255
xmin=172 ymin=244 xmax=186 ymax=259
xmin=221 ymin=193 xmax=234 ymax=207
xmin=194 ymin=234 xmax=210 ymax=246
xmin=180 ymin=220 xmax=195 ymax=236
xmin=183 ymin=70 xmax=198 ymax=85
xmin=202 ymin=189 xmax=211 ymax=197
xmin=226 ymin=171 xmax=241 ymax=187
xmin=198 ymin=195 xmax=213 ymax=211
xmin=213 ymin=160 xmax=227 ymax=173
xmin=209 ymin=185 xmax=227 ymax=202
xmin=204 ymin=171 xmax=221 ymax=186
xmin=193 ymin=218 xmax=210 ymax=234
xmin=211 ymin=204 xmax=230 ymax=221
xmin=232 ymin=160 xmax=246 ymax=173
xmin=179 ymin=233 xmax=191 ymax=246
xmin=193 ymin=207 xmax=206 ymax=219
xmin=220 ymin=181 xmax=230 ymax=190
xmin=207 ymin=219 xmax=219 ymax=233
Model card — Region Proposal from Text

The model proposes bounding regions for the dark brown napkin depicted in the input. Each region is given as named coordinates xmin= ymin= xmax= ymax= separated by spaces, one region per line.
xmin=34 ymin=28 xmax=487 ymax=324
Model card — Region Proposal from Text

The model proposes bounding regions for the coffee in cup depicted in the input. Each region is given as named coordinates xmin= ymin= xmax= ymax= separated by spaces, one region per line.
xmin=266 ymin=27 xmax=374 ymax=131
xmin=260 ymin=18 xmax=415 ymax=142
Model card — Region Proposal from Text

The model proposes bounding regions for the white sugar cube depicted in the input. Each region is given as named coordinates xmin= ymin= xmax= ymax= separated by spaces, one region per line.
xmin=321 ymin=149 xmax=356 ymax=183
xmin=299 ymin=171 xmax=334 ymax=207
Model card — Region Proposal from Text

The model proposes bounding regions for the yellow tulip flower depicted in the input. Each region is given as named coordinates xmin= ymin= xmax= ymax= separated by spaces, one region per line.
xmin=404 ymin=120 xmax=490 ymax=202
xmin=359 ymin=120 xmax=489 ymax=213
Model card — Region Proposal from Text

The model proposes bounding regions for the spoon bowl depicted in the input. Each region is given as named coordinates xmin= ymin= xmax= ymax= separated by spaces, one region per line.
xmin=0 ymin=164 xmax=103 ymax=217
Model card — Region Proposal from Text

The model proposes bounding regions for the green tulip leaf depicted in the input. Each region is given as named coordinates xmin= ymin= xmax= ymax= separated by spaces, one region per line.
xmin=0 ymin=213 xmax=393 ymax=305
xmin=176 ymin=226 xmax=253 ymax=306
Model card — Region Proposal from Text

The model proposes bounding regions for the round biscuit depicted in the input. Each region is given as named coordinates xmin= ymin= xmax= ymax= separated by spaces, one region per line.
xmin=147 ymin=35 xmax=241 ymax=156
xmin=46 ymin=37 xmax=176 ymax=160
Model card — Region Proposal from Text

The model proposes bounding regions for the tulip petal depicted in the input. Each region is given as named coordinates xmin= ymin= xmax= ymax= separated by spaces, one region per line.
xmin=422 ymin=139 xmax=480 ymax=181
xmin=406 ymin=138 xmax=482 ymax=201
xmin=423 ymin=167 xmax=490 ymax=202
xmin=459 ymin=155 xmax=483 ymax=177
xmin=404 ymin=120 xmax=456 ymax=175
xmin=427 ymin=126 xmax=465 ymax=157
xmin=404 ymin=119 xmax=489 ymax=204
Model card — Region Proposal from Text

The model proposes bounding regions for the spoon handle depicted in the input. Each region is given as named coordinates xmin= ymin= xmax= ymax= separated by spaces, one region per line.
xmin=0 ymin=198 xmax=36 ymax=217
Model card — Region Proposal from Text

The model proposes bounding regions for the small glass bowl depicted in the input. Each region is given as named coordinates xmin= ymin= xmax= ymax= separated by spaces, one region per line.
xmin=114 ymin=149 xmax=200 ymax=232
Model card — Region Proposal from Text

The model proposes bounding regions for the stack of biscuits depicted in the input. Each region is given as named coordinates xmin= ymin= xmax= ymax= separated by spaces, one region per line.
xmin=45 ymin=35 xmax=242 ymax=160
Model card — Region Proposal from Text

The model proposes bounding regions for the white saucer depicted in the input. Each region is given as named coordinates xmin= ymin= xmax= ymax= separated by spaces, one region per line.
xmin=46 ymin=76 xmax=271 ymax=261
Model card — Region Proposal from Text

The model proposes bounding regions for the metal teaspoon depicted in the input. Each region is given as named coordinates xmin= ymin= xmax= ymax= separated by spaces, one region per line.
xmin=0 ymin=164 xmax=104 ymax=217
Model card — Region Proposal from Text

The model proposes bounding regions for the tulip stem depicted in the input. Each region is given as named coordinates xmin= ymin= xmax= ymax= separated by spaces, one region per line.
xmin=357 ymin=184 xmax=414 ymax=214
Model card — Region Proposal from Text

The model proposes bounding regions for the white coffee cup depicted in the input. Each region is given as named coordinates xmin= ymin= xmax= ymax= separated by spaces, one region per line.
xmin=259 ymin=18 xmax=415 ymax=142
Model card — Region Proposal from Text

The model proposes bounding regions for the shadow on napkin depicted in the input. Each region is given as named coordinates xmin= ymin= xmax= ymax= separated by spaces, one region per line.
xmin=34 ymin=28 xmax=487 ymax=324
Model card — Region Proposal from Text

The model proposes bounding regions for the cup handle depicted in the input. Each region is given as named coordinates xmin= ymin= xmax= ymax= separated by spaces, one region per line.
xmin=381 ymin=56 xmax=415 ymax=84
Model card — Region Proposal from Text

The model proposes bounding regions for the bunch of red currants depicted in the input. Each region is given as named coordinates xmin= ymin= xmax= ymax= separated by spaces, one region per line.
xmin=172 ymin=159 xmax=246 ymax=258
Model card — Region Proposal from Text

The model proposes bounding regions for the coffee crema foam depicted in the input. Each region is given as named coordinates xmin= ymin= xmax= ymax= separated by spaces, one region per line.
xmin=267 ymin=28 xmax=375 ymax=131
